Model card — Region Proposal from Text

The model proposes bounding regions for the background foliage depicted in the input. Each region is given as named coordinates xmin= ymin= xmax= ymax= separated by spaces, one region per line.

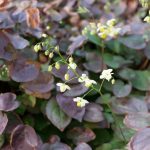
xmin=0 ymin=0 xmax=150 ymax=150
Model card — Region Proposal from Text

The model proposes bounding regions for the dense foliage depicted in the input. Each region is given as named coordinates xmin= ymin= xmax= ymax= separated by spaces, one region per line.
xmin=0 ymin=0 xmax=150 ymax=150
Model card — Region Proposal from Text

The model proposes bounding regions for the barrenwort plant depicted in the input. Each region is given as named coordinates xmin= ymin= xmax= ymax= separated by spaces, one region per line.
xmin=0 ymin=0 xmax=150 ymax=150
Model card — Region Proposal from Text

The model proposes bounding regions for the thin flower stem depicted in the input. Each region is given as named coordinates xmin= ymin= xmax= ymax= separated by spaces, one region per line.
xmin=99 ymin=79 xmax=105 ymax=93
xmin=82 ymin=88 xmax=93 ymax=98
xmin=57 ymin=49 xmax=127 ymax=142
xmin=64 ymin=76 xmax=78 ymax=84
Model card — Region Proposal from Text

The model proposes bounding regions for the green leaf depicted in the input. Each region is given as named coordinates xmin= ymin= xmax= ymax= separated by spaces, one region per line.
xmin=103 ymin=53 xmax=132 ymax=69
xmin=119 ymin=35 xmax=146 ymax=50
xmin=46 ymin=98 xmax=71 ymax=131
xmin=119 ymin=69 xmax=150 ymax=91
xmin=86 ymin=33 xmax=102 ymax=46
xmin=112 ymin=80 xmax=132 ymax=97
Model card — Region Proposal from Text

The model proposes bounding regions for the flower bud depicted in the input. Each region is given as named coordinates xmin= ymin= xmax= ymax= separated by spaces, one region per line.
xmin=54 ymin=46 xmax=59 ymax=52
xmin=111 ymin=79 xmax=115 ymax=84
xmin=45 ymin=50 xmax=49 ymax=56
xmin=48 ymin=65 xmax=52 ymax=72
xmin=64 ymin=73 xmax=70 ymax=81
xmin=69 ymin=57 xmax=73 ymax=63
xmin=49 ymin=52 xmax=54 ymax=58
xmin=42 ymin=33 xmax=48 ymax=38
xmin=34 ymin=44 xmax=41 ymax=52
xmin=46 ymin=26 xmax=50 ymax=30
xmin=55 ymin=62 xmax=60 ymax=70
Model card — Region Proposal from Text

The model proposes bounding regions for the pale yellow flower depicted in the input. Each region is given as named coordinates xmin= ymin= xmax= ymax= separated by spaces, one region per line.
xmin=73 ymin=97 xmax=89 ymax=107
xmin=56 ymin=83 xmax=71 ymax=92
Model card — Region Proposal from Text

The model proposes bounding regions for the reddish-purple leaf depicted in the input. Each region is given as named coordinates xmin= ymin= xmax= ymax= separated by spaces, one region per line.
xmin=83 ymin=103 xmax=104 ymax=123
xmin=128 ymin=127 xmax=150 ymax=150
xmin=63 ymin=83 xmax=88 ymax=97
xmin=11 ymin=125 xmax=39 ymax=150
xmin=74 ymin=143 xmax=92 ymax=150
xmin=56 ymin=93 xmax=85 ymax=122
xmin=124 ymin=112 xmax=150 ymax=131
xmin=83 ymin=52 xmax=106 ymax=73
xmin=46 ymin=98 xmax=71 ymax=131
xmin=5 ymin=113 xmax=22 ymax=134
xmin=0 ymin=112 xmax=8 ymax=134
xmin=0 ymin=93 xmax=19 ymax=112
xmin=0 ymin=11 xmax=14 ymax=29
xmin=111 ymin=97 xmax=148 ymax=114
xmin=4 ymin=31 xmax=29 ymax=49
xmin=21 ymin=72 xmax=54 ymax=98
xmin=41 ymin=142 xmax=71 ymax=150
xmin=67 ymin=127 xmax=96 ymax=144
xmin=9 ymin=58 xmax=39 ymax=82
xmin=67 ymin=35 xmax=86 ymax=55
xmin=0 ymin=31 xmax=9 ymax=57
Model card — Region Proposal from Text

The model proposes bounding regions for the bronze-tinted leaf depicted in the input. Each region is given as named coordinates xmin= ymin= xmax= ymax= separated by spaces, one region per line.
xmin=0 ymin=112 xmax=8 ymax=134
xmin=83 ymin=103 xmax=104 ymax=123
xmin=26 ymin=7 xmax=40 ymax=29
xmin=0 ymin=93 xmax=19 ymax=112
xmin=46 ymin=98 xmax=71 ymax=131
xmin=0 ymin=0 xmax=10 ymax=11
xmin=56 ymin=93 xmax=85 ymax=122
xmin=67 ymin=127 xmax=96 ymax=144
xmin=9 ymin=59 xmax=39 ymax=82
xmin=11 ymin=125 xmax=39 ymax=150
xmin=128 ymin=127 xmax=150 ymax=150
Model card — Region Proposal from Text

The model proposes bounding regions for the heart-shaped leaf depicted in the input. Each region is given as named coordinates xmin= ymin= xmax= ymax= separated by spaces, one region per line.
xmin=128 ymin=127 xmax=150 ymax=150
xmin=41 ymin=142 xmax=71 ymax=150
xmin=46 ymin=98 xmax=71 ymax=131
xmin=9 ymin=59 xmax=39 ymax=82
xmin=4 ymin=31 xmax=29 ymax=49
xmin=112 ymin=80 xmax=132 ymax=97
xmin=67 ymin=127 xmax=96 ymax=144
xmin=124 ymin=113 xmax=150 ymax=131
xmin=11 ymin=125 xmax=39 ymax=150
xmin=103 ymin=53 xmax=132 ymax=69
xmin=83 ymin=52 xmax=105 ymax=73
xmin=119 ymin=69 xmax=150 ymax=91
xmin=119 ymin=35 xmax=146 ymax=50
xmin=56 ymin=93 xmax=85 ymax=122
xmin=111 ymin=97 xmax=148 ymax=115
xmin=0 ymin=93 xmax=19 ymax=112
xmin=83 ymin=103 xmax=104 ymax=123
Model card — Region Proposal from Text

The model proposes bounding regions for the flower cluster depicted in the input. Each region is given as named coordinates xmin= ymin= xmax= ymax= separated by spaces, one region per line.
xmin=78 ymin=74 xmax=97 ymax=88
xmin=56 ymin=68 xmax=114 ymax=107
xmin=82 ymin=19 xmax=121 ymax=40
xmin=34 ymin=36 xmax=115 ymax=108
